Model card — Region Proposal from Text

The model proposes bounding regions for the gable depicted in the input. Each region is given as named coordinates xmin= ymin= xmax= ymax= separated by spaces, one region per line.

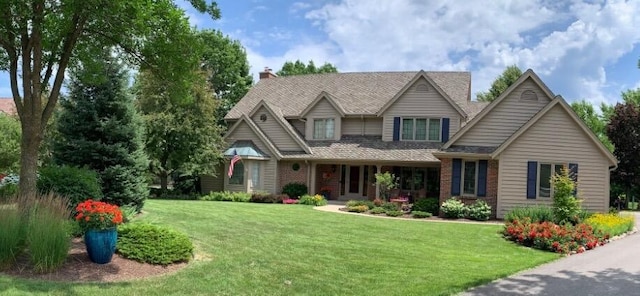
xmin=251 ymin=105 xmax=305 ymax=152
xmin=452 ymin=76 xmax=553 ymax=147
xmin=305 ymin=97 xmax=341 ymax=119
xmin=225 ymin=116 xmax=282 ymax=159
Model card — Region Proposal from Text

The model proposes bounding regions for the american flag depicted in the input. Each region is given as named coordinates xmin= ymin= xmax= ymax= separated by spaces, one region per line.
xmin=227 ymin=154 xmax=241 ymax=177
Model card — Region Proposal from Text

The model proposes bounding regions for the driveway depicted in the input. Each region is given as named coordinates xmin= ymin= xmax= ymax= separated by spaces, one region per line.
xmin=460 ymin=212 xmax=640 ymax=296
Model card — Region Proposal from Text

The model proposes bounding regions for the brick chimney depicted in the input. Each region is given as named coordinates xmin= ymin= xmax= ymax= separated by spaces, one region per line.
xmin=259 ymin=67 xmax=277 ymax=79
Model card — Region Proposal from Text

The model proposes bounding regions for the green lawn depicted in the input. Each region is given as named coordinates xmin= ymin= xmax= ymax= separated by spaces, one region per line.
xmin=0 ymin=200 xmax=558 ymax=295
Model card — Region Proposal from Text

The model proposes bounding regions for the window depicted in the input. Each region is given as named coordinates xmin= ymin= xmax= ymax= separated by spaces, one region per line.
xmin=400 ymin=118 xmax=441 ymax=141
xmin=538 ymin=163 xmax=564 ymax=198
xmin=251 ymin=162 xmax=261 ymax=189
xmin=229 ymin=162 xmax=244 ymax=185
xmin=313 ymin=118 xmax=334 ymax=139
xmin=462 ymin=161 xmax=477 ymax=195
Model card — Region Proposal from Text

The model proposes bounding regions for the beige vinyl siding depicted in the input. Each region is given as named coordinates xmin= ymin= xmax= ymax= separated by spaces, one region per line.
xmin=342 ymin=117 xmax=383 ymax=136
xmin=305 ymin=99 xmax=341 ymax=140
xmin=251 ymin=106 xmax=301 ymax=151
xmin=381 ymin=78 xmax=461 ymax=142
xmin=456 ymin=78 xmax=551 ymax=146
xmin=289 ymin=119 xmax=306 ymax=138
xmin=496 ymin=105 xmax=610 ymax=218
xmin=225 ymin=122 xmax=278 ymax=193
xmin=200 ymin=169 xmax=224 ymax=194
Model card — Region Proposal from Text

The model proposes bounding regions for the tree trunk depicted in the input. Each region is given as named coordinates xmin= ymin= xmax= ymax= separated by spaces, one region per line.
xmin=18 ymin=120 xmax=43 ymax=197
xmin=160 ymin=171 xmax=168 ymax=191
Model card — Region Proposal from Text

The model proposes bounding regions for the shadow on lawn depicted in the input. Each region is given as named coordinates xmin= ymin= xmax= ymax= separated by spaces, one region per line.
xmin=462 ymin=268 xmax=640 ymax=296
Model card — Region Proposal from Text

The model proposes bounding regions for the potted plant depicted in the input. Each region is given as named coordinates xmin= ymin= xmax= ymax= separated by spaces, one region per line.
xmin=75 ymin=199 xmax=123 ymax=264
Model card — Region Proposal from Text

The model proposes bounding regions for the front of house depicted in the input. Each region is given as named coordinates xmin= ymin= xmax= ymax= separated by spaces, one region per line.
xmin=201 ymin=69 xmax=617 ymax=218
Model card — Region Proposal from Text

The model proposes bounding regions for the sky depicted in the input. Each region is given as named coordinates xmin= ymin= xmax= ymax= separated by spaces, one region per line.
xmin=2 ymin=0 xmax=640 ymax=108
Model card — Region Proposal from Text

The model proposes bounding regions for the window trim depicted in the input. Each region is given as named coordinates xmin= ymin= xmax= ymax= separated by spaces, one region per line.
xmin=313 ymin=118 xmax=335 ymax=140
xmin=537 ymin=163 xmax=565 ymax=198
xmin=229 ymin=162 xmax=244 ymax=185
xmin=400 ymin=117 xmax=442 ymax=142
xmin=461 ymin=160 xmax=478 ymax=196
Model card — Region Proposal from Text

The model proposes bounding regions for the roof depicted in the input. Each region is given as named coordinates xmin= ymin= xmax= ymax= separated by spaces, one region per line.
xmin=0 ymin=98 xmax=16 ymax=115
xmin=224 ymin=140 xmax=270 ymax=159
xmin=225 ymin=71 xmax=472 ymax=119
xmin=281 ymin=135 xmax=441 ymax=162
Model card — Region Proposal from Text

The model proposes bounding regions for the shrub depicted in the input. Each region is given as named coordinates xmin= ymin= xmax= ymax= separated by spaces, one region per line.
xmin=0 ymin=200 xmax=25 ymax=269
xmin=381 ymin=201 xmax=399 ymax=212
xmin=412 ymin=198 xmax=439 ymax=215
xmin=249 ymin=191 xmax=280 ymax=203
xmin=503 ymin=218 xmax=607 ymax=254
xmin=281 ymin=182 xmax=308 ymax=198
xmin=299 ymin=194 xmax=327 ymax=206
xmin=385 ymin=210 xmax=404 ymax=217
xmin=346 ymin=200 xmax=376 ymax=209
xmin=374 ymin=171 xmax=398 ymax=200
xmin=373 ymin=198 xmax=384 ymax=207
xmin=120 ymin=204 xmax=139 ymax=223
xmin=369 ymin=207 xmax=386 ymax=214
xmin=585 ymin=213 xmax=635 ymax=237
xmin=201 ymin=191 xmax=252 ymax=202
xmin=117 ymin=223 xmax=193 ymax=265
xmin=346 ymin=205 xmax=369 ymax=213
xmin=411 ymin=211 xmax=432 ymax=219
xmin=0 ymin=183 xmax=18 ymax=200
xmin=504 ymin=206 xmax=554 ymax=223
xmin=172 ymin=174 xmax=201 ymax=194
xmin=441 ymin=198 xmax=467 ymax=219
xmin=552 ymin=168 xmax=581 ymax=224
xmin=25 ymin=193 xmax=72 ymax=273
xmin=467 ymin=200 xmax=492 ymax=221
xmin=37 ymin=165 xmax=103 ymax=209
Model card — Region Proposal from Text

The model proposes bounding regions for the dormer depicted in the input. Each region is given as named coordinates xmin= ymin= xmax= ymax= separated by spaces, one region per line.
xmin=300 ymin=91 xmax=345 ymax=141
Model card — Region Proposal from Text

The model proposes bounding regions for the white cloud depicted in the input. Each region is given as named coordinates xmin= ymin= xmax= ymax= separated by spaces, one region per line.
xmin=290 ymin=2 xmax=312 ymax=14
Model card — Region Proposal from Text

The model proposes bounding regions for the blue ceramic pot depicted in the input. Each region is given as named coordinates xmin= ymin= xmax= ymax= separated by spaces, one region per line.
xmin=84 ymin=228 xmax=117 ymax=264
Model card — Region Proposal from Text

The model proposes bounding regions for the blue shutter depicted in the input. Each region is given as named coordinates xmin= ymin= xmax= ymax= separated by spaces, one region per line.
xmin=393 ymin=117 xmax=400 ymax=141
xmin=526 ymin=161 xmax=537 ymax=199
xmin=569 ymin=163 xmax=578 ymax=196
xmin=477 ymin=160 xmax=488 ymax=197
xmin=451 ymin=158 xmax=462 ymax=196
xmin=441 ymin=118 xmax=450 ymax=143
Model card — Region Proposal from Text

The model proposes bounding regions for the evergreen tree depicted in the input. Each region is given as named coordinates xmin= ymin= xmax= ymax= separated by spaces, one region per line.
xmin=54 ymin=52 xmax=149 ymax=210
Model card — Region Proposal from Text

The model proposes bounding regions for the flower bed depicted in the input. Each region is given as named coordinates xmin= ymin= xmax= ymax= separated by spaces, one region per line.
xmin=584 ymin=213 xmax=635 ymax=237
xmin=503 ymin=218 xmax=608 ymax=254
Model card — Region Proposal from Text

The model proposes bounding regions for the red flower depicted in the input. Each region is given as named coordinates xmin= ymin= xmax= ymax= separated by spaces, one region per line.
xmin=75 ymin=199 xmax=124 ymax=231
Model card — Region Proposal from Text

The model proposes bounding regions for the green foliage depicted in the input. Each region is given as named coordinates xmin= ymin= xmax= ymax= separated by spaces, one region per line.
xmin=374 ymin=172 xmax=398 ymax=200
xmin=571 ymin=100 xmax=613 ymax=152
xmin=369 ymin=207 xmax=386 ymax=214
xmin=346 ymin=205 xmax=369 ymax=213
xmin=281 ymin=182 xmax=308 ymax=198
xmin=0 ymin=183 xmax=18 ymax=200
xmin=467 ymin=200 xmax=492 ymax=221
xmin=120 ymin=205 xmax=139 ymax=223
xmin=346 ymin=200 xmax=376 ymax=209
xmin=0 ymin=113 xmax=20 ymax=173
xmin=385 ymin=210 xmax=404 ymax=217
xmin=607 ymin=102 xmax=640 ymax=206
xmin=276 ymin=60 xmax=338 ymax=76
xmin=247 ymin=192 xmax=280 ymax=203
xmin=25 ymin=193 xmax=72 ymax=273
xmin=0 ymin=201 xmax=25 ymax=269
xmin=137 ymin=69 xmax=224 ymax=192
xmin=412 ymin=198 xmax=439 ymax=215
xmin=298 ymin=194 xmax=327 ymax=206
xmin=411 ymin=211 xmax=432 ymax=219
xmin=173 ymin=174 xmax=201 ymax=194
xmin=54 ymin=53 xmax=149 ymax=211
xmin=441 ymin=198 xmax=467 ymax=219
xmin=197 ymin=30 xmax=253 ymax=126
xmin=504 ymin=206 xmax=555 ymax=223
xmin=37 ymin=165 xmax=103 ymax=208
xmin=381 ymin=201 xmax=399 ymax=212
xmin=201 ymin=191 xmax=251 ymax=202
xmin=585 ymin=213 xmax=635 ymax=237
xmin=117 ymin=223 xmax=193 ymax=265
xmin=552 ymin=168 xmax=581 ymax=224
xmin=477 ymin=65 xmax=522 ymax=102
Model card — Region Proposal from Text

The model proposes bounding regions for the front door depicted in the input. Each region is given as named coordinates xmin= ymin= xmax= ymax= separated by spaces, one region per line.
xmin=343 ymin=165 xmax=364 ymax=198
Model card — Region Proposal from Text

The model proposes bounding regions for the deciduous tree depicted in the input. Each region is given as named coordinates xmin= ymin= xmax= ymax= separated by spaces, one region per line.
xmin=606 ymin=102 xmax=640 ymax=204
xmin=477 ymin=65 xmax=522 ymax=102
xmin=570 ymin=100 xmax=613 ymax=152
xmin=276 ymin=60 xmax=338 ymax=76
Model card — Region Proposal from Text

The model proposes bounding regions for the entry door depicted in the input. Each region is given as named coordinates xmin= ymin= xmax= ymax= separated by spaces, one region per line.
xmin=349 ymin=166 xmax=360 ymax=194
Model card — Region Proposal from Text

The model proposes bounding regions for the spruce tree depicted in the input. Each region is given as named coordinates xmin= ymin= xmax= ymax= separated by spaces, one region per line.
xmin=54 ymin=52 xmax=149 ymax=210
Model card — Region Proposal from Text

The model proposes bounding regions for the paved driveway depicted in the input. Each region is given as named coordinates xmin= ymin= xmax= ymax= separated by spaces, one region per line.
xmin=461 ymin=212 xmax=640 ymax=296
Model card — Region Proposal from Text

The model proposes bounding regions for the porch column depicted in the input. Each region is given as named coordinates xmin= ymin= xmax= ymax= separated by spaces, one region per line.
xmin=310 ymin=162 xmax=317 ymax=194
xmin=375 ymin=164 xmax=382 ymax=198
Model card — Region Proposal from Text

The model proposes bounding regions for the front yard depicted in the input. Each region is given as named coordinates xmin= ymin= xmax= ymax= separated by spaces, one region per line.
xmin=0 ymin=200 xmax=558 ymax=295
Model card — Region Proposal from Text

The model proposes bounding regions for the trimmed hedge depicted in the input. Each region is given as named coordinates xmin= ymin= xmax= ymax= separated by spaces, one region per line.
xmin=117 ymin=223 xmax=193 ymax=265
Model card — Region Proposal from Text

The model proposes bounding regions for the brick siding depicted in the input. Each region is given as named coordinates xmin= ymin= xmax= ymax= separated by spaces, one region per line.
xmin=277 ymin=161 xmax=308 ymax=195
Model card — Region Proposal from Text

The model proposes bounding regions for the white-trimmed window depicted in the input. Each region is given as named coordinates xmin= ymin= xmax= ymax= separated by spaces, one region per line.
xmin=401 ymin=118 xmax=441 ymax=141
xmin=462 ymin=160 xmax=478 ymax=195
xmin=251 ymin=162 xmax=261 ymax=190
xmin=313 ymin=118 xmax=335 ymax=139
xmin=538 ymin=163 xmax=564 ymax=198
xmin=229 ymin=162 xmax=244 ymax=185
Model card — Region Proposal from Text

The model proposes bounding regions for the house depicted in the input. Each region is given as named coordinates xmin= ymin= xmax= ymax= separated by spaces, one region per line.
xmin=202 ymin=68 xmax=617 ymax=218
xmin=0 ymin=98 xmax=17 ymax=115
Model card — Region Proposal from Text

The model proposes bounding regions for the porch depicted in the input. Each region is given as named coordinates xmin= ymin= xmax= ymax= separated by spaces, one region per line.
xmin=311 ymin=163 xmax=440 ymax=202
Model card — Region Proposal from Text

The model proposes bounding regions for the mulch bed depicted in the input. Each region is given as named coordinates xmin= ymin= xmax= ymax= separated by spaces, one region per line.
xmin=1 ymin=238 xmax=187 ymax=283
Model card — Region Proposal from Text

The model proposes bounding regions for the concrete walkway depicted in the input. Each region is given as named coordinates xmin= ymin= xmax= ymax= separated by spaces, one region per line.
xmin=460 ymin=212 xmax=640 ymax=296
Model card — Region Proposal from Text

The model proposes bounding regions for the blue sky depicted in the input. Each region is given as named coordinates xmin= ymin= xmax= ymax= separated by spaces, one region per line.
xmin=2 ymin=0 xmax=640 ymax=108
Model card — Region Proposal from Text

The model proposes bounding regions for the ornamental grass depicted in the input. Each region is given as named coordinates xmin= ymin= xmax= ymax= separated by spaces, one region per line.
xmin=0 ymin=197 xmax=24 ymax=270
